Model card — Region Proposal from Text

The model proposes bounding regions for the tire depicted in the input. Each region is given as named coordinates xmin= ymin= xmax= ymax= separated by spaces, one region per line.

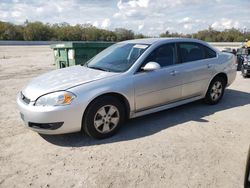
xmin=204 ymin=76 xmax=226 ymax=105
xmin=82 ymin=96 xmax=125 ymax=139
xmin=244 ymin=148 xmax=250 ymax=188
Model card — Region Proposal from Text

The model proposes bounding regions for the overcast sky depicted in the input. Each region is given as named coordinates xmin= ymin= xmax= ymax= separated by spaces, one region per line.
xmin=0 ymin=0 xmax=249 ymax=35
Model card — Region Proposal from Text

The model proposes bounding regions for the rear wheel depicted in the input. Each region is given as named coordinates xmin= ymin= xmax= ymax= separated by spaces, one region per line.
xmin=82 ymin=96 xmax=125 ymax=139
xmin=204 ymin=77 xmax=226 ymax=105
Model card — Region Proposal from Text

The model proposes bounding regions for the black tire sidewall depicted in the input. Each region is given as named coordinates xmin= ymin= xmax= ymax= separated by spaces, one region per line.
xmin=245 ymin=148 xmax=250 ymax=188
xmin=82 ymin=96 xmax=125 ymax=139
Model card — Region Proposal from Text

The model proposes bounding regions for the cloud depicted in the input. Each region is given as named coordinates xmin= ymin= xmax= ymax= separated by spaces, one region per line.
xmin=178 ymin=17 xmax=192 ymax=24
xmin=212 ymin=18 xmax=240 ymax=30
xmin=114 ymin=0 xmax=149 ymax=20
xmin=118 ymin=0 xmax=149 ymax=9
xmin=92 ymin=21 xmax=99 ymax=27
xmin=11 ymin=11 xmax=21 ymax=18
xmin=138 ymin=23 xmax=144 ymax=31
xmin=112 ymin=0 xmax=241 ymax=34
xmin=0 ymin=0 xmax=114 ymax=25
xmin=183 ymin=24 xmax=193 ymax=30
xmin=0 ymin=0 xmax=249 ymax=35
xmin=101 ymin=18 xmax=111 ymax=29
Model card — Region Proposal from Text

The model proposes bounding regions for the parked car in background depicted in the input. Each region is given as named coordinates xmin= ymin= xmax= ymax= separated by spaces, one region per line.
xmin=240 ymin=48 xmax=250 ymax=78
xmin=236 ymin=48 xmax=245 ymax=71
xmin=242 ymin=55 xmax=250 ymax=78
xmin=17 ymin=38 xmax=236 ymax=139
xmin=245 ymin=147 xmax=250 ymax=188
xmin=222 ymin=48 xmax=232 ymax=53
xmin=222 ymin=48 xmax=242 ymax=70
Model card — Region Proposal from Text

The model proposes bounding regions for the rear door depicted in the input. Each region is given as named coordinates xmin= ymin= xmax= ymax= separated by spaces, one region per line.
xmin=177 ymin=42 xmax=217 ymax=99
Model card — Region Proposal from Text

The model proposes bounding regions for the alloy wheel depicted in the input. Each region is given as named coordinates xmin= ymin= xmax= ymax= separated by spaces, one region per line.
xmin=94 ymin=105 xmax=120 ymax=133
xmin=210 ymin=81 xmax=223 ymax=101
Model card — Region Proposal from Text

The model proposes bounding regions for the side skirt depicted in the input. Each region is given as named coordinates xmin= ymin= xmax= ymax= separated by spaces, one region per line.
xmin=130 ymin=95 xmax=203 ymax=118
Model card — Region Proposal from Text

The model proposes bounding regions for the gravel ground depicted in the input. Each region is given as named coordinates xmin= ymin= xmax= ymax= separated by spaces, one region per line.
xmin=0 ymin=46 xmax=250 ymax=188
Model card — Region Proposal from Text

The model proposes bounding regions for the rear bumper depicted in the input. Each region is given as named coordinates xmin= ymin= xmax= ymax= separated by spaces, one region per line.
xmin=17 ymin=93 xmax=84 ymax=134
xmin=226 ymin=68 xmax=237 ymax=87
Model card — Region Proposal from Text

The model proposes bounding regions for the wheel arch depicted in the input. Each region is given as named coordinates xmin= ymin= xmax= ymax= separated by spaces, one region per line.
xmin=212 ymin=72 xmax=228 ymax=85
xmin=82 ymin=92 xmax=131 ymax=123
xmin=205 ymin=72 xmax=228 ymax=95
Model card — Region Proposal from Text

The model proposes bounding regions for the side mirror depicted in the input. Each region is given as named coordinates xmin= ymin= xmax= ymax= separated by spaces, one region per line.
xmin=142 ymin=62 xmax=161 ymax=72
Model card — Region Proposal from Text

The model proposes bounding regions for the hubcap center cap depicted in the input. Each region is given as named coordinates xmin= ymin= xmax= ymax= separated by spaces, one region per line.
xmin=104 ymin=116 xmax=110 ymax=122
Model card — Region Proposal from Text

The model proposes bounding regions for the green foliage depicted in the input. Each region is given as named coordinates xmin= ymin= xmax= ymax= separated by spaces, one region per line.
xmin=0 ymin=20 xmax=137 ymax=41
xmin=160 ymin=27 xmax=249 ymax=42
xmin=23 ymin=21 xmax=53 ymax=41
xmin=0 ymin=20 xmax=249 ymax=42
xmin=0 ymin=21 xmax=112 ymax=42
xmin=115 ymin=28 xmax=135 ymax=41
xmin=0 ymin=21 xmax=23 ymax=40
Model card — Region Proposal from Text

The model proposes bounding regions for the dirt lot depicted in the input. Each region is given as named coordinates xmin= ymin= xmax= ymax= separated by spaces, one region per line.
xmin=0 ymin=46 xmax=250 ymax=188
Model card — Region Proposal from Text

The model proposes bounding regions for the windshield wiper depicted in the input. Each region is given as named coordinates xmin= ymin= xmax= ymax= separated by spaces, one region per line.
xmin=81 ymin=63 xmax=89 ymax=67
xmin=87 ymin=66 xmax=110 ymax=72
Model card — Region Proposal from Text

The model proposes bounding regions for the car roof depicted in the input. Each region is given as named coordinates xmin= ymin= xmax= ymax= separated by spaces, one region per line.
xmin=119 ymin=37 xmax=219 ymax=53
xmin=120 ymin=37 xmax=206 ymax=45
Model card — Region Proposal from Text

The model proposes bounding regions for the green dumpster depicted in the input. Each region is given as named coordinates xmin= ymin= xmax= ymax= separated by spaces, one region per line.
xmin=50 ymin=42 xmax=115 ymax=69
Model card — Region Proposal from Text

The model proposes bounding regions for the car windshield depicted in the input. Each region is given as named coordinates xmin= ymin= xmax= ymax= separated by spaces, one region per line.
xmin=85 ymin=43 xmax=149 ymax=72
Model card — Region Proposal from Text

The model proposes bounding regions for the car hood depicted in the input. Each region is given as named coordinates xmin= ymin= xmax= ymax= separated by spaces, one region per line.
xmin=22 ymin=65 xmax=118 ymax=101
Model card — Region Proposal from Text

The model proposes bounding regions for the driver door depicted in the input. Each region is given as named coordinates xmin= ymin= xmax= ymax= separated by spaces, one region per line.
xmin=133 ymin=43 xmax=182 ymax=112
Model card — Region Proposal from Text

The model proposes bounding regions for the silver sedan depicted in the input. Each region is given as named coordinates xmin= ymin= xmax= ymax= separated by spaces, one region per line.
xmin=17 ymin=38 xmax=236 ymax=139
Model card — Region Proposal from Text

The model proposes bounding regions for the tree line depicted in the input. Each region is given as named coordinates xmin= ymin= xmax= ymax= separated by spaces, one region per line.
xmin=0 ymin=20 xmax=249 ymax=42
xmin=160 ymin=27 xmax=250 ymax=42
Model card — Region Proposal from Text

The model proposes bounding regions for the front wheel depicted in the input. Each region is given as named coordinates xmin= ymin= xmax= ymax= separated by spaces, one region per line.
xmin=204 ymin=77 xmax=226 ymax=105
xmin=82 ymin=96 xmax=125 ymax=139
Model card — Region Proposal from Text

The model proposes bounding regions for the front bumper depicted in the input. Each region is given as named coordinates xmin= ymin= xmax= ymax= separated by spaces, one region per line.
xmin=17 ymin=93 xmax=84 ymax=135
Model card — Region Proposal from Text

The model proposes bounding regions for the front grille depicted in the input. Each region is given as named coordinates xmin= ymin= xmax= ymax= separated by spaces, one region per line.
xmin=21 ymin=92 xmax=30 ymax=104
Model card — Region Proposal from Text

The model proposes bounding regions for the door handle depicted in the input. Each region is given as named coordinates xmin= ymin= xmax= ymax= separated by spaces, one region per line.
xmin=170 ymin=70 xmax=178 ymax=76
xmin=207 ymin=64 xmax=212 ymax=68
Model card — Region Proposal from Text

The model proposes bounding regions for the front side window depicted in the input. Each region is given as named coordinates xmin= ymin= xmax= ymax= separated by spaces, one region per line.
xmin=86 ymin=43 xmax=149 ymax=72
xmin=143 ymin=43 xmax=176 ymax=68
xmin=178 ymin=43 xmax=205 ymax=63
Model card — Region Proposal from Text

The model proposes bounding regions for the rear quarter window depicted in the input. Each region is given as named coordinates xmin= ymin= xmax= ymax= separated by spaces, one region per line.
xmin=178 ymin=43 xmax=205 ymax=63
xmin=178 ymin=42 xmax=216 ymax=63
xmin=203 ymin=45 xmax=217 ymax=58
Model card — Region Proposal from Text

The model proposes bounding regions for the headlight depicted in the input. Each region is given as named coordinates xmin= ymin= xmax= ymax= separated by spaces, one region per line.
xmin=35 ymin=91 xmax=76 ymax=106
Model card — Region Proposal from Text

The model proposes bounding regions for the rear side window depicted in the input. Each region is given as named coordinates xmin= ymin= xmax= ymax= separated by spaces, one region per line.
xmin=203 ymin=46 xmax=217 ymax=58
xmin=143 ymin=43 xmax=176 ymax=68
xmin=178 ymin=43 xmax=205 ymax=63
